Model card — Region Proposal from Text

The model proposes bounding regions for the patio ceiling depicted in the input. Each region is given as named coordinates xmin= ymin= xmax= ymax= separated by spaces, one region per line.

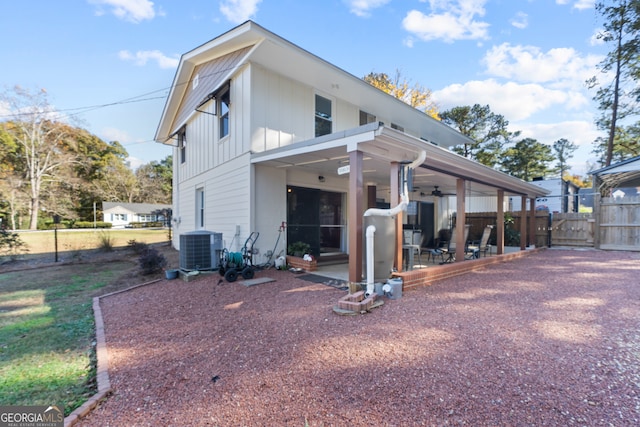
xmin=252 ymin=123 xmax=550 ymax=199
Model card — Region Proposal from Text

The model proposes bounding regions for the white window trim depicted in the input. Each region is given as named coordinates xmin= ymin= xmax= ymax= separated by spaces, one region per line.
xmin=314 ymin=91 xmax=335 ymax=137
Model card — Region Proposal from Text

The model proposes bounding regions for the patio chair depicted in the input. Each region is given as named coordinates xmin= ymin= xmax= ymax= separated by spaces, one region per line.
xmin=402 ymin=230 xmax=422 ymax=270
xmin=440 ymin=225 xmax=470 ymax=264
xmin=467 ymin=225 xmax=493 ymax=258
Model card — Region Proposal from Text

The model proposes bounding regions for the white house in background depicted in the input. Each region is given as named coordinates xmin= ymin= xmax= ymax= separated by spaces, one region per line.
xmin=531 ymin=178 xmax=580 ymax=213
xmin=102 ymin=202 xmax=171 ymax=228
xmin=154 ymin=21 xmax=548 ymax=282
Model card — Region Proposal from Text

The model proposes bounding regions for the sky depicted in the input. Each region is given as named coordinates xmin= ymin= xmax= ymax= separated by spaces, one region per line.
xmin=1 ymin=0 xmax=608 ymax=176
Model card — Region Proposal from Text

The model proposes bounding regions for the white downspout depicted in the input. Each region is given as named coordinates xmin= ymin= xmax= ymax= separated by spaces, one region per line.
xmin=365 ymin=225 xmax=376 ymax=296
xmin=362 ymin=150 xmax=427 ymax=295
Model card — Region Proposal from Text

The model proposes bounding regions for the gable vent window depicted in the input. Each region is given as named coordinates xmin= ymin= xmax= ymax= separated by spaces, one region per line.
xmin=315 ymin=94 xmax=332 ymax=137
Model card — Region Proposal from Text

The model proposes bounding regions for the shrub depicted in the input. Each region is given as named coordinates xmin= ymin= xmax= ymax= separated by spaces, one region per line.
xmin=138 ymin=247 xmax=167 ymax=275
xmin=97 ymin=231 xmax=115 ymax=252
xmin=127 ymin=239 xmax=149 ymax=254
xmin=72 ymin=221 xmax=112 ymax=229
xmin=287 ymin=241 xmax=311 ymax=256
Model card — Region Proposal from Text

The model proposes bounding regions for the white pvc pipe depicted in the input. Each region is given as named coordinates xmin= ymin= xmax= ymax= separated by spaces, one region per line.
xmin=363 ymin=150 xmax=426 ymax=218
xmin=362 ymin=150 xmax=426 ymax=292
xmin=365 ymin=225 xmax=376 ymax=296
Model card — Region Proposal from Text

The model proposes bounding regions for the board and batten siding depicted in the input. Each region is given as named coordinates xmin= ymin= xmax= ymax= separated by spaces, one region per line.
xmin=177 ymin=66 xmax=251 ymax=182
xmin=250 ymin=65 xmax=309 ymax=152
xmin=172 ymin=46 xmax=252 ymax=133
xmin=249 ymin=65 xmax=365 ymax=153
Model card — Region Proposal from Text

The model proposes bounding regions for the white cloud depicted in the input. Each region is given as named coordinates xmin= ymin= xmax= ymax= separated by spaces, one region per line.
xmin=515 ymin=120 xmax=600 ymax=148
xmin=119 ymin=50 xmax=179 ymax=69
xmin=482 ymin=43 xmax=602 ymax=89
xmin=433 ymin=79 xmax=585 ymax=121
xmin=556 ymin=0 xmax=594 ymax=10
xmin=402 ymin=0 xmax=490 ymax=43
xmin=219 ymin=0 xmax=262 ymax=24
xmin=101 ymin=127 xmax=133 ymax=144
xmin=514 ymin=120 xmax=602 ymax=174
xmin=510 ymin=12 xmax=528 ymax=29
xmin=127 ymin=156 xmax=145 ymax=170
xmin=89 ymin=0 xmax=157 ymax=23
xmin=345 ymin=0 xmax=391 ymax=17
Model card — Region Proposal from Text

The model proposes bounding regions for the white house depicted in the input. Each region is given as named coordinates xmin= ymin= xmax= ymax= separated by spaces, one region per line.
xmin=102 ymin=202 xmax=171 ymax=228
xmin=154 ymin=21 xmax=548 ymax=282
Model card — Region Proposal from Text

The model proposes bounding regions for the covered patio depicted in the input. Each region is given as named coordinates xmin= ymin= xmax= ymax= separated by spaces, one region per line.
xmin=253 ymin=122 xmax=549 ymax=284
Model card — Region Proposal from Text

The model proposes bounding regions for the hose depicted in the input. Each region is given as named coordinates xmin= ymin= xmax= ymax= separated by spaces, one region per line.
xmin=261 ymin=224 xmax=284 ymax=269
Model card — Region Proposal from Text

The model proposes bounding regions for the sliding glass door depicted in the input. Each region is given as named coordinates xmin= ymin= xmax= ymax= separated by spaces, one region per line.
xmin=287 ymin=186 xmax=346 ymax=257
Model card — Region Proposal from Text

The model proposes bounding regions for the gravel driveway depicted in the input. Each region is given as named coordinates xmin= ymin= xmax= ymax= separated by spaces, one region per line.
xmin=77 ymin=249 xmax=640 ymax=426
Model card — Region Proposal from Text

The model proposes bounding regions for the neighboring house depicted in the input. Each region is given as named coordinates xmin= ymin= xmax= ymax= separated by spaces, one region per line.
xmin=102 ymin=202 xmax=171 ymax=228
xmin=154 ymin=21 xmax=548 ymax=282
xmin=532 ymin=178 xmax=580 ymax=213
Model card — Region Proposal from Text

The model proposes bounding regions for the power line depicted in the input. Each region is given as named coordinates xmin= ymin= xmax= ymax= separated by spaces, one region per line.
xmin=0 ymin=64 xmax=238 ymax=121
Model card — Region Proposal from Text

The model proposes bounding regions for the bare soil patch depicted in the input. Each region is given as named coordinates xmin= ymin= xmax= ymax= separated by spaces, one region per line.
xmin=0 ymin=243 xmax=180 ymax=296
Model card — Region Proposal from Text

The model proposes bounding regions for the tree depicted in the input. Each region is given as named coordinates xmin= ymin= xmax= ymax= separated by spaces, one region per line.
xmin=501 ymin=138 xmax=555 ymax=181
xmin=439 ymin=104 xmax=516 ymax=168
xmin=0 ymin=127 xmax=26 ymax=230
xmin=363 ymin=70 xmax=439 ymax=119
xmin=552 ymin=138 xmax=578 ymax=179
xmin=135 ymin=156 xmax=173 ymax=204
xmin=0 ymin=86 xmax=81 ymax=229
xmin=592 ymin=122 xmax=640 ymax=165
xmin=588 ymin=1 xmax=640 ymax=166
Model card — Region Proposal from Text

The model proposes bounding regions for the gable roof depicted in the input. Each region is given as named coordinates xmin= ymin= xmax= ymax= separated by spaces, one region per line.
xmin=102 ymin=202 xmax=171 ymax=214
xmin=590 ymin=155 xmax=640 ymax=189
xmin=155 ymin=20 xmax=475 ymax=150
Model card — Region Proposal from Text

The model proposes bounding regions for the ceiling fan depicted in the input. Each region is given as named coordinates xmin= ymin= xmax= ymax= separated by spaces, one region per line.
xmin=431 ymin=186 xmax=455 ymax=197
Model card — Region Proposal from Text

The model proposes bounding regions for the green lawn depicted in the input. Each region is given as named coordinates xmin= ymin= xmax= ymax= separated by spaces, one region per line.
xmin=0 ymin=261 xmax=132 ymax=416
xmin=16 ymin=228 xmax=170 ymax=255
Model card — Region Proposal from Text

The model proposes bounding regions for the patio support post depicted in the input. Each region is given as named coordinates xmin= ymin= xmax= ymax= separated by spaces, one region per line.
xmin=496 ymin=190 xmax=505 ymax=255
xmin=390 ymin=162 xmax=402 ymax=271
xmin=593 ymin=177 xmax=601 ymax=249
xmin=520 ymin=196 xmax=527 ymax=250
xmin=455 ymin=178 xmax=466 ymax=262
xmin=529 ymin=197 xmax=536 ymax=247
xmin=348 ymin=150 xmax=364 ymax=283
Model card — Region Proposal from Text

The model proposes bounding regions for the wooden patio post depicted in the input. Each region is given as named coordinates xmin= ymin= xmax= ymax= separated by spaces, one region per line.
xmin=496 ymin=190 xmax=505 ymax=255
xmin=520 ymin=196 xmax=527 ymax=250
xmin=390 ymin=162 xmax=402 ymax=271
xmin=348 ymin=150 xmax=364 ymax=283
xmin=529 ymin=197 xmax=536 ymax=247
xmin=456 ymin=178 xmax=466 ymax=262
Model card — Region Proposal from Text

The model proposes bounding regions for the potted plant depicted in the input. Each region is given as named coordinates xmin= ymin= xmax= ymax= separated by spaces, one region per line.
xmin=287 ymin=241 xmax=311 ymax=257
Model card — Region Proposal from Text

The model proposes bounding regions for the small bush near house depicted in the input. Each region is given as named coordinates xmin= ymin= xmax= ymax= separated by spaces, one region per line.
xmin=127 ymin=239 xmax=149 ymax=254
xmin=138 ymin=247 xmax=167 ymax=275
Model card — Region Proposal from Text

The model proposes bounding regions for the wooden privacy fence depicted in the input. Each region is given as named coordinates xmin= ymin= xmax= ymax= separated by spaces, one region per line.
xmin=597 ymin=196 xmax=640 ymax=251
xmin=550 ymin=213 xmax=594 ymax=247
xmin=461 ymin=212 xmax=551 ymax=248
xmin=462 ymin=196 xmax=640 ymax=251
